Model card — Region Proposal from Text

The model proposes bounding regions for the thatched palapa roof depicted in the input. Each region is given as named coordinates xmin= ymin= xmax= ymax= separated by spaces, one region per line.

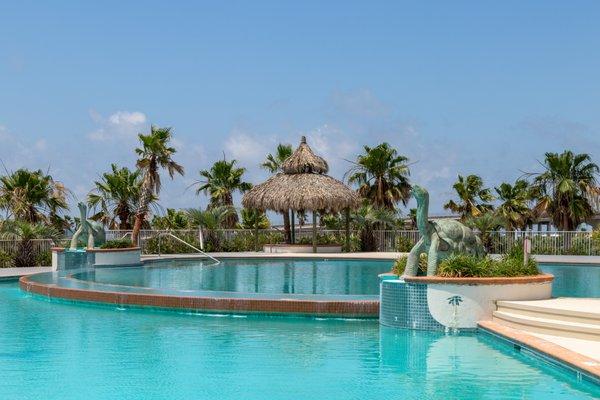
xmin=242 ymin=136 xmax=360 ymax=212
xmin=242 ymin=173 xmax=359 ymax=212
xmin=281 ymin=136 xmax=329 ymax=174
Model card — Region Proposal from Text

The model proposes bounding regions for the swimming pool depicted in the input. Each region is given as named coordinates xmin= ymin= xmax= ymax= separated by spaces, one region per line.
xmin=539 ymin=263 xmax=600 ymax=297
xmin=73 ymin=258 xmax=392 ymax=296
xmin=0 ymin=282 xmax=597 ymax=399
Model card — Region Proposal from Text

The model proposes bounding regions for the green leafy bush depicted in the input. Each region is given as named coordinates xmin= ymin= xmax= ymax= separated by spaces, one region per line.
xmin=392 ymin=254 xmax=427 ymax=276
xmin=395 ymin=236 xmax=414 ymax=252
xmin=34 ymin=250 xmax=51 ymax=266
xmin=143 ymin=233 xmax=202 ymax=254
xmin=100 ymin=239 xmax=134 ymax=249
xmin=437 ymin=249 xmax=538 ymax=278
xmin=143 ymin=231 xmax=285 ymax=254
xmin=437 ymin=254 xmax=493 ymax=277
xmin=222 ymin=232 xmax=284 ymax=252
xmin=0 ymin=250 xmax=13 ymax=268
xmin=297 ymin=233 xmax=342 ymax=245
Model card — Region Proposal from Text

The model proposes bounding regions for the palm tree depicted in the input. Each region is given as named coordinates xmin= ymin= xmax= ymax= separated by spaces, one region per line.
xmin=261 ymin=143 xmax=293 ymax=243
xmin=531 ymin=150 xmax=599 ymax=230
xmin=409 ymin=208 xmax=418 ymax=229
xmin=186 ymin=206 xmax=237 ymax=250
xmin=88 ymin=164 xmax=149 ymax=230
xmin=351 ymin=204 xmax=398 ymax=251
xmin=239 ymin=208 xmax=270 ymax=230
xmin=131 ymin=126 xmax=184 ymax=244
xmin=444 ymin=175 xmax=494 ymax=220
xmin=346 ymin=143 xmax=411 ymax=210
xmin=151 ymin=208 xmax=189 ymax=230
xmin=0 ymin=220 xmax=60 ymax=267
xmin=0 ymin=168 xmax=68 ymax=223
xmin=196 ymin=158 xmax=251 ymax=228
xmin=464 ymin=212 xmax=505 ymax=252
xmin=495 ymin=179 xmax=534 ymax=230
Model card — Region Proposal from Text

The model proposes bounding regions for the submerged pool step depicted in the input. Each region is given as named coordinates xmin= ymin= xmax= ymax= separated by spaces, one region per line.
xmin=493 ymin=299 xmax=600 ymax=341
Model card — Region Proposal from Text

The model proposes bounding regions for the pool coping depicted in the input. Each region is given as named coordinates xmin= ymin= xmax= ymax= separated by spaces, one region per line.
xmin=403 ymin=274 xmax=554 ymax=285
xmin=478 ymin=320 xmax=600 ymax=384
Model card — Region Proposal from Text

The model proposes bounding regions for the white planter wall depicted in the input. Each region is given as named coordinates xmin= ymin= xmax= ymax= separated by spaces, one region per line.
xmin=426 ymin=281 xmax=552 ymax=329
xmin=91 ymin=249 xmax=141 ymax=266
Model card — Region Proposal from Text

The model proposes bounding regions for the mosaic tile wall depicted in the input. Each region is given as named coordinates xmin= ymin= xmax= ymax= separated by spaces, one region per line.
xmin=380 ymin=280 xmax=444 ymax=331
xmin=62 ymin=251 xmax=94 ymax=270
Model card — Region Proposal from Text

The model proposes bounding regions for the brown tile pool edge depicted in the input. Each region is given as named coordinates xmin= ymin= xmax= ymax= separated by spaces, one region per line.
xmin=478 ymin=320 xmax=600 ymax=383
xmin=404 ymin=274 xmax=554 ymax=285
xmin=18 ymin=276 xmax=379 ymax=318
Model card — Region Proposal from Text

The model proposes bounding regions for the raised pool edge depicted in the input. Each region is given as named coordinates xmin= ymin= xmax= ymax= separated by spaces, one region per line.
xmin=18 ymin=275 xmax=379 ymax=318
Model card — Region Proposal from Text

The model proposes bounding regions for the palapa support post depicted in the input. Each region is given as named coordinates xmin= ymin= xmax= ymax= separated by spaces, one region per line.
xmin=254 ymin=216 xmax=259 ymax=252
xmin=312 ymin=211 xmax=317 ymax=253
xmin=290 ymin=209 xmax=295 ymax=244
xmin=345 ymin=207 xmax=350 ymax=252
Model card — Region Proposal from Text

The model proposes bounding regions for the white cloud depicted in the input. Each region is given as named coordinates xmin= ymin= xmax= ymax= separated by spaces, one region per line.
xmin=304 ymin=124 xmax=358 ymax=178
xmin=224 ymin=130 xmax=270 ymax=164
xmin=88 ymin=110 xmax=147 ymax=141
xmin=108 ymin=111 xmax=146 ymax=125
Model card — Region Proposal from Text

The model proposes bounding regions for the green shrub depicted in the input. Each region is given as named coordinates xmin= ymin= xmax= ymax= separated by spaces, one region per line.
xmin=437 ymin=254 xmax=493 ymax=277
xmin=142 ymin=231 xmax=285 ymax=254
xmin=34 ymin=250 xmax=51 ymax=266
xmin=143 ymin=233 xmax=202 ymax=254
xmin=395 ymin=236 xmax=414 ymax=252
xmin=343 ymin=234 xmax=361 ymax=252
xmin=100 ymin=239 xmax=134 ymax=249
xmin=437 ymin=250 xmax=538 ymax=278
xmin=297 ymin=233 xmax=341 ymax=245
xmin=392 ymin=254 xmax=427 ymax=276
xmin=221 ymin=231 xmax=284 ymax=252
xmin=0 ymin=250 xmax=13 ymax=268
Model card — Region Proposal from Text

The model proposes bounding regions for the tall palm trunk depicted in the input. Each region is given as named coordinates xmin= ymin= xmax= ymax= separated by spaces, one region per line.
xmin=131 ymin=183 xmax=153 ymax=244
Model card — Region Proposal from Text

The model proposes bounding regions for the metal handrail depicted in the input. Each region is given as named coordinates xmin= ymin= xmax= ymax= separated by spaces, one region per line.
xmin=156 ymin=232 xmax=220 ymax=265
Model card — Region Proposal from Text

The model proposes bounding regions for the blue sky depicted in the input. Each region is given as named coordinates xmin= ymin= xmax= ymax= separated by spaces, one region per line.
xmin=1 ymin=1 xmax=599 ymax=216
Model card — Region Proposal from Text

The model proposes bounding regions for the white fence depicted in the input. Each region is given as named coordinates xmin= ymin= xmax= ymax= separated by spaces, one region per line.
xmin=0 ymin=239 xmax=56 ymax=267
xmin=0 ymin=239 xmax=55 ymax=255
xmin=102 ymin=229 xmax=599 ymax=255
xmin=1 ymin=230 xmax=598 ymax=262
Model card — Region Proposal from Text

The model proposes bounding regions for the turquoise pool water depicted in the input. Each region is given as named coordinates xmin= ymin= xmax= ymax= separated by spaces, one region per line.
xmin=71 ymin=258 xmax=393 ymax=297
xmin=0 ymin=282 xmax=598 ymax=399
xmin=539 ymin=263 xmax=600 ymax=298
